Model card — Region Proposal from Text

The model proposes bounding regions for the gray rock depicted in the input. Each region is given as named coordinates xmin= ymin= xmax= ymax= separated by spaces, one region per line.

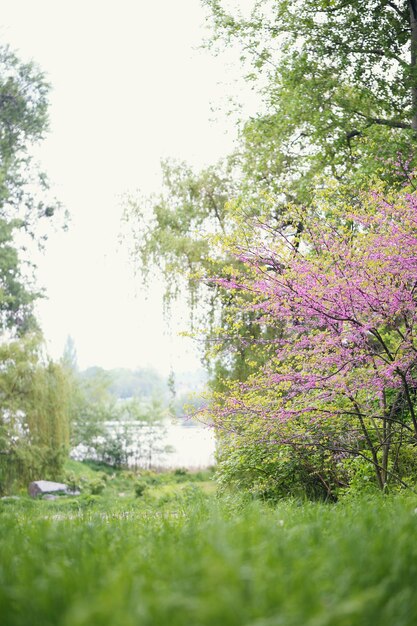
xmin=28 ymin=480 xmax=80 ymax=498
xmin=42 ymin=494 xmax=59 ymax=501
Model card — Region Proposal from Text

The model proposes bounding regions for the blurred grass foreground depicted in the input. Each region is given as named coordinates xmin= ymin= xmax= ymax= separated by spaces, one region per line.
xmin=1 ymin=462 xmax=417 ymax=626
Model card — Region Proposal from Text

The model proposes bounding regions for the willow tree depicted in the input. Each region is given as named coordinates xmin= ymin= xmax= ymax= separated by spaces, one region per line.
xmin=0 ymin=337 xmax=71 ymax=494
xmin=124 ymin=158 xmax=277 ymax=388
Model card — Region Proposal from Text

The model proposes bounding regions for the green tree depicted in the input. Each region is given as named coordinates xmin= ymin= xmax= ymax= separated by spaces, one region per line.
xmin=105 ymin=367 xmax=168 ymax=400
xmin=123 ymin=2 xmax=417 ymax=498
xmin=62 ymin=335 xmax=78 ymax=372
xmin=100 ymin=397 xmax=170 ymax=469
xmin=126 ymin=1 xmax=417 ymax=392
xmin=69 ymin=366 xmax=115 ymax=450
xmin=125 ymin=158 xmax=234 ymax=305
xmin=124 ymin=158 xmax=276 ymax=390
xmin=0 ymin=336 xmax=71 ymax=493
xmin=0 ymin=44 xmax=61 ymax=335
xmin=203 ymin=0 xmax=417 ymax=201
xmin=0 ymin=44 xmax=67 ymax=492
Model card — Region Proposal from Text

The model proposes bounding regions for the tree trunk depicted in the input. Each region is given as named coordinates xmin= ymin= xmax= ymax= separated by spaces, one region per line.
xmin=381 ymin=417 xmax=391 ymax=487
xmin=409 ymin=0 xmax=417 ymax=133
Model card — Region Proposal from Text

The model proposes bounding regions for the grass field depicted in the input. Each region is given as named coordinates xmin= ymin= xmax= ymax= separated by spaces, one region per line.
xmin=1 ymin=465 xmax=417 ymax=626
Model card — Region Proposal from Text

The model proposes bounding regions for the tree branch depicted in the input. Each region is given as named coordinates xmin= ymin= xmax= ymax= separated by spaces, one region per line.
xmin=386 ymin=1 xmax=407 ymax=19
xmin=353 ymin=110 xmax=411 ymax=129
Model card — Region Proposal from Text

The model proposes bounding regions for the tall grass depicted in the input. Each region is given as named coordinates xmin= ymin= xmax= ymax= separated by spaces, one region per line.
xmin=1 ymin=492 xmax=417 ymax=625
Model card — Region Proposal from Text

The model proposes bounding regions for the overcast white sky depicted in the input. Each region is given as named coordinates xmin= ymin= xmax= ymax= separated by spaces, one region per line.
xmin=0 ymin=0 xmax=256 ymax=374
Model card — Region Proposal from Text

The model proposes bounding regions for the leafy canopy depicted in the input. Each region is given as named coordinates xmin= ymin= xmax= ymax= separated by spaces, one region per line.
xmin=204 ymin=0 xmax=417 ymax=201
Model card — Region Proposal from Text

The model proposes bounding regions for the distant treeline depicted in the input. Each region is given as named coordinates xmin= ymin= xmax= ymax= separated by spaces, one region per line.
xmin=78 ymin=366 xmax=207 ymax=416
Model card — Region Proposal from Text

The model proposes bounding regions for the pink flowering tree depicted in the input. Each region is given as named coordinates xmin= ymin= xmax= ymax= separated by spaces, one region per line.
xmin=206 ymin=188 xmax=417 ymax=495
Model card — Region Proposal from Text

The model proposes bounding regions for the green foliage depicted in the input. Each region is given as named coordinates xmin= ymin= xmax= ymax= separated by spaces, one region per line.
xmin=68 ymin=363 xmax=171 ymax=469
xmin=0 ymin=336 xmax=71 ymax=493
xmin=85 ymin=477 xmax=106 ymax=496
xmin=204 ymin=0 xmax=417 ymax=201
xmin=340 ymin=456 xmax=383 ymax=499
xmin=124 ymin=1 xmax=417 ymax=389
xmin=125 ymin=1 xmax=417 ymax=397
xmin=0 ymin=44 xmax=66 ymax=493
xmin=124 ymin=158 xmax=235 ymax=301
xmin=208 ymin=184 xmax=417 ymax=499
xmin=124 ymin=1 xmax=417 ymax=501
xmin=134 ymin=468 xmax=213 ymax=498
xmin=125 ymin=0 xmax=417 ymax=379
xmin=61 ymin=335 xmax=78 ymax=372
xmin=69 ymin=365 xmax=131 ymax=454
xmin=134 ymin=480 xmax=148 ymax=497
xmin=124 ymin=158 xmax=280 ymax=391
xmin=85 ymin=398 xmax=169 ymax=469
xmin=0 ymin=218 xmax=38 ymax=334
xmin=215 ymin=420 xmax=348 ymax=502
xmin=2 ymin=492 xmax=417 ymax=624
xmin=0 ymin=45 xmax=61 ymax=335
xmin=69 ymin=366 xmax=172 ymax=451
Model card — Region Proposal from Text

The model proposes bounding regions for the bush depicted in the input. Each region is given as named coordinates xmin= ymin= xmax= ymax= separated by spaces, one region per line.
xmin=135 ymin=481 xmax=148 ymax=497
xmin=87 ymin=478 xmax=106 ymax=495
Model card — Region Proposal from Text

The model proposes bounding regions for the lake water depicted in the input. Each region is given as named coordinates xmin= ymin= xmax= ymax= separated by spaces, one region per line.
xmin=155 ymin=424 xmax=216 ymax=469
xmin=71 ymin=422 xmax=216 ymax=469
